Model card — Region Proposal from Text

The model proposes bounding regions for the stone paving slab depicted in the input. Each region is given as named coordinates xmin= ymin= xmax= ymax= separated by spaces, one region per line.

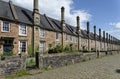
xmin=16 ymin=54 xmax=120 ymax=79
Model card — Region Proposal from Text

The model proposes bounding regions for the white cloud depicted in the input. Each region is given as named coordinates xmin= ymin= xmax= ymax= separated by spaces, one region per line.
xmin=3 ymin=0 xmax=91 ymax=29
xmin=109 ymin=22 xmax=120 ymax=28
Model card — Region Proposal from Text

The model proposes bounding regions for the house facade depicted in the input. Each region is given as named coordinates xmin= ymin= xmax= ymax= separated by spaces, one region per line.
xmin=0 ymin=0 xmax=120 ymax=55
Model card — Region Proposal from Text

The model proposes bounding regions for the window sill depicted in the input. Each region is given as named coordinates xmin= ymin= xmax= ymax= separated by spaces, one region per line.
xmin=40 ymin=36 xmax=45 ymax=39
xmin=19 ymin=34 xmax=27 ymax=37
xmin=1 ymin=31 xmax=10 ymax=33
xmin=56 ymin=39 xmax=59 ymax=41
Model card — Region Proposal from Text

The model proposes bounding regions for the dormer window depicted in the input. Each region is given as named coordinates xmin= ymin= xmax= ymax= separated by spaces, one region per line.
xmin=19 ymin=24 xmax=27 ymax=36
xmin=2 ymin=21 xmax=10 ymax=32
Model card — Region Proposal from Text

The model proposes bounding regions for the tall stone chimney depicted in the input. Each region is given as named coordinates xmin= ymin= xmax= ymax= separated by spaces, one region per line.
xmin=99 ymin=28 xmax=101 ymax=52
xmin=87 ymin=22 xmax=91 ymax=51
xmin=94 ymin=25 xmax=97 ymax=52
xmin=61 ymin=6 xmax=66 ymax=47
xmin=111 ymin=36 xmax=113 ymax=51
xmin=32 ymin=0 xmax=40 ymax=56
xmin=106 ymin=33 xmax=108 ymax=51
xmin=76 ymin=16 xmax=80 ymax=51
xmin=103 ymin=31 xmax=106 ymax=51
xmin=109 ymin=34 xmax=111 ymax=51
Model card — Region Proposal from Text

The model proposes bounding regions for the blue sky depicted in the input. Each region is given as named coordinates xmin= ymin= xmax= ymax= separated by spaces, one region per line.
xmin=73 ymin=0 xmax=120 ymax=39
xmin=4 ymin=0 xmax=120 ymax=39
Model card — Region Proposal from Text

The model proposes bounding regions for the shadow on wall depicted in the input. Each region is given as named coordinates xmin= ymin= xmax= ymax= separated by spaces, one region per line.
xmin=116 ymin=69 xmax=120 ymax=73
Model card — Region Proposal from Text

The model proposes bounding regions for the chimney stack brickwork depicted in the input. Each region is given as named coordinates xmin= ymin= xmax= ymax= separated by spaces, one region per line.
xmin=32 ymin=0 xmax=40 ymax=55
xmin=99 ymin=28 xmax=101 ymax=51
xmin=76 ymin=16 xmax=80 ymax=51
xmin=94 ymin=25 xmax=97 ymax=52
xmin=61 ymin=6 xmax=66 ymax=47
xmin=87 ymin=22 xmax=91 ymax=51
xmin=103 ymin=31 xmax=106 ymax=51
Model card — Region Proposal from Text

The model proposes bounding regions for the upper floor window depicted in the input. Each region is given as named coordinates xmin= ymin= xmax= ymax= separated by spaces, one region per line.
xmin=40 ymin=28 xmax=45 ymax=38
xmin=56 ymin=32 xmax=59 ymax=40
xmin=66 ymin=34 xmax=68 ymax=41
xmin=70 ymin=36 xmax=72 ymax=42
xmin=2 ymin=21 xmax=10 ymax=32
xmin=19 ymin=24 xmax=27 ymax=36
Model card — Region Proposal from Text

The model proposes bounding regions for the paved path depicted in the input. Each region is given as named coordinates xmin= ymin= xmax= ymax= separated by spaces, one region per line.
xmin=17 ymin=54 xmax=120 ymax=79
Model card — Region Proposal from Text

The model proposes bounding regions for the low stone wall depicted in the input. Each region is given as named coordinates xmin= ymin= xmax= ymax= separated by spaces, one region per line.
xmin=38 ymin=51 xmax=119 ymax=68
xmin=0 ymin=56 xmax=26 ymax=76
xmin=39 ymin=53 xmax=98 ymax=68
xmin=39 ymin=53 xmax=83 ymax=68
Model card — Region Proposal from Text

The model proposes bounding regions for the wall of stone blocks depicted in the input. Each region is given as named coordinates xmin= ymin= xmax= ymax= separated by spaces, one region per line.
xmin=0 ymin=56 xmax=26 ymax=76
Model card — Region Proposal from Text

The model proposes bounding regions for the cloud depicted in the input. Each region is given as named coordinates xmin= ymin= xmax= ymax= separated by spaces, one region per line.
xmin=3 ymin=0 xmax=91 ymax=29
xmin=109 ymin=22 xmax=120 ymax=28
xmin=107 ymin=29 xmax=120 ymax=33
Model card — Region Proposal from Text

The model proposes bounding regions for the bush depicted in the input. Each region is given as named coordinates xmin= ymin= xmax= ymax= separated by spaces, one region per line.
xmin=48 ymin=44 xmax=63 ymax=53
xmin=48 ymin=44 xmax=78 ymax=54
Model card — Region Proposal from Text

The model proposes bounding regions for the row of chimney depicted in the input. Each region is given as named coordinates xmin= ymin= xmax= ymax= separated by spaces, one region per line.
xmin=32 ymin=0 xmax=118 ymax=53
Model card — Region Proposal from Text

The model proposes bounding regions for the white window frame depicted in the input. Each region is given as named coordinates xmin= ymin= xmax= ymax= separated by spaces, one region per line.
xmin=19 ymin=24 xmax=27 ymax=36
xmin=76 ymin=37 xmax=78 ymax=43
xmin=18 ymin=40 xmax=27 ymax=53
xmin=1 ymin=21 xmax=10 ymax=32
xmin=56 ymin=32 xmax=59 ymax=41
xmin=70 ymin=36 xmax=72 ymax=42
xmin=40 ymin=41 xmax=45 ymax=53
xmin=40 ymin=28 xmax=45 ymax=38
xmin=66 ymin=34 xmax=68 ymax=41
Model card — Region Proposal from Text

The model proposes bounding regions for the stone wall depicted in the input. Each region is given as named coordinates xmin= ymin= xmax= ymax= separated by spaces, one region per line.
xmin=38 ymin=51 xmax=119 ymax=68
xmin=0 ymin=56 xmax=26 ymax=76
xmin=39 ymin=53 xmax=83 ymax=68
xmin=39 ymin=53 xmax=97 ymax=68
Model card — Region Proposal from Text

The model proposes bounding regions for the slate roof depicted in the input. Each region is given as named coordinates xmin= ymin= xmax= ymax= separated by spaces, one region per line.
xmin=0 ymin=0 xmax=119 ymax=42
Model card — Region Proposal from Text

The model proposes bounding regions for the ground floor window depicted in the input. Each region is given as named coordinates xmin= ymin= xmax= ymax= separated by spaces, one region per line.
xmin=19 ymin=41 xmax=27 ymax=53
xmin=40 ymin=41 xmax=45 ymax=53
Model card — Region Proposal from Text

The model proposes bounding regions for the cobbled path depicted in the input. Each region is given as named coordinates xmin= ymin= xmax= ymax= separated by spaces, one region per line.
xmin=17 ymin=54 xmax=120 ymax=79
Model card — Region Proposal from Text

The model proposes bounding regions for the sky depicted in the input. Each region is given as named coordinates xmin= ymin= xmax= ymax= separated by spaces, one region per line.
xmin=3 ymin=0 xmax=120 ymax=39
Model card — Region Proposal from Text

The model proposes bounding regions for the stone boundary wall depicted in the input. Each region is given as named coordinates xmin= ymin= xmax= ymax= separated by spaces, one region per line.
xmin=39 ymin=53 xmax=97 ymax=68
xmin=38 ymin=51 xmax=119 ymax=68
xmin=0 ymin=56 xmax=26 ymax=76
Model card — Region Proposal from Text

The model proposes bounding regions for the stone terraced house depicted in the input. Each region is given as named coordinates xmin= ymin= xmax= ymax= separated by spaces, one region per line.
xmin=0 ymin=0 xmax=120 ymax=55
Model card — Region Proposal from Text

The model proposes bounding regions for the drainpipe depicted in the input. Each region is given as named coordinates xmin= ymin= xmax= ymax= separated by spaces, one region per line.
xmin=94 ymin=25 xmax=97 ymax=53
xmin=76 ymin=16 xmax=80 ymax=51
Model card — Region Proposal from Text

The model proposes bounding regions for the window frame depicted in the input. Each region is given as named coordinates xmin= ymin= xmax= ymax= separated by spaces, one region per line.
xmin=40 ymin=41 xmax=45 ymax=53
xmin=40 ymin=28 xmax=45 ymax=38
xmin=70 ymin=36 xmax=72 ymax=42
xmin=66 ymin=34 xmax=68 ymax=41
xmin=19 ymin=40 xmax=27 ymax=53
xmin=1 ymin=21 xmax=10 ymax=32
xmin=19 ymin=24 xmax=27 ymax=36
xmin=56 ymin=32 xmax=59 ymax=41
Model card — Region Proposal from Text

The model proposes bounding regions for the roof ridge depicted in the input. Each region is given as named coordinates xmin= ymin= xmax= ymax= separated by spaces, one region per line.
xmin=44 ymin=14 xmax=56 ymax=30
